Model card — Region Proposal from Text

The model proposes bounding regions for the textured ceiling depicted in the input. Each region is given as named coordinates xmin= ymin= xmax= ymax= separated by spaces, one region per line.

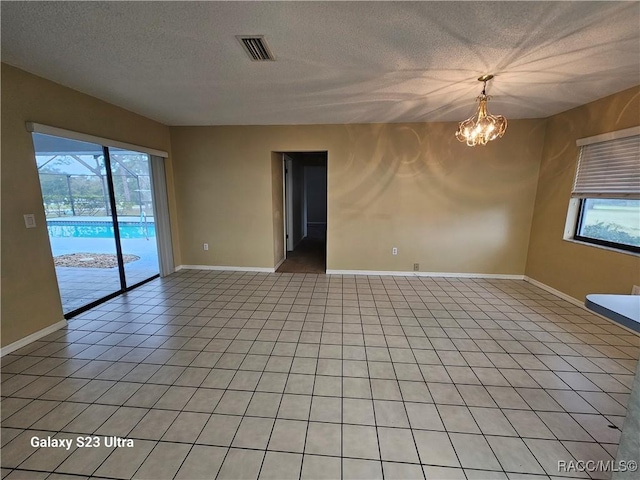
xmin=2 ymin=1 xmax=639 ymax=125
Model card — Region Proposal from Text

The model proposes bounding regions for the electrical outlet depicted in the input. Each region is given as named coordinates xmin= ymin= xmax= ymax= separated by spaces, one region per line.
xmin=414 ymin=263 xmax=419 ymax=271
xmin=203 ymin=243 xmax=209 ymax=251
xmin=392 ymin=247 xmax=398 ymax=255
xmin=632 ymin=285 xmax=640 ymax=295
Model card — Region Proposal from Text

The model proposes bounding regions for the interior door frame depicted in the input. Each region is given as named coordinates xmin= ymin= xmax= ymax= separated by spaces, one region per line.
xmin=284 ymin=154 xmax=294 ymax=252
xmin=278 ymin=151 xmax=329 ymax=272
xmin=303 ymin=166 xmax=308 ymax=239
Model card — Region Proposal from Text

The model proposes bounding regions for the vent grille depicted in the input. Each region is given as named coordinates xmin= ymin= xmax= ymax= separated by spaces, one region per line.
xmin=237 ymin=36 xmax=275 ymax=61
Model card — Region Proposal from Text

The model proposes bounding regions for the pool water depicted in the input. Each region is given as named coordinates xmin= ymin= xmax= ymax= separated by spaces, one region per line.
xmin=48 ymin=224 xmax=156 ymax=239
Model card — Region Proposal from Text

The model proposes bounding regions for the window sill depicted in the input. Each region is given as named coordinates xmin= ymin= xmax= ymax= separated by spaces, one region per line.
xmin=563 ymin=238 xmax=640 ymax=257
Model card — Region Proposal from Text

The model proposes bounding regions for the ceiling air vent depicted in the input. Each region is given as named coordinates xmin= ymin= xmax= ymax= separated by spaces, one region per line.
xmin=237 ymin=35 xmax=275 ymax=61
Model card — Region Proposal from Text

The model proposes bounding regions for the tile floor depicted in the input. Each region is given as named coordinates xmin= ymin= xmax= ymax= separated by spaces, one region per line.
xmin=55 ymin=264 xmax=158 ymax=314
xmin=1 ymin=270 xmax=638 ymax=480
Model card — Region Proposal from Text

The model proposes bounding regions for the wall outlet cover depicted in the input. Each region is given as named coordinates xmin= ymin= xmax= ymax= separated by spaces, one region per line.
xmin=23 ymin=214 xmax=36 ymax=229
xmin=413 ymin=263 xmax=419 ymax=271
xmin=632 ymin=285 xmax=640 ymax=295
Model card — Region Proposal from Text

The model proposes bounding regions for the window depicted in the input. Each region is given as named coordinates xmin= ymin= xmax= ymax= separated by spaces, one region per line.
xmin=567 ymin=129 xmax=640 ymax=254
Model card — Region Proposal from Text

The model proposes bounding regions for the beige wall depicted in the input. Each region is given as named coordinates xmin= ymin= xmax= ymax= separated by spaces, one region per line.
xmin=1 ymin=64 xmax=176 ymax=347
xmin=526 ymin=86 xmax=640 ymax=299
xmin=170 ymin=120 xmax=546 ymax=274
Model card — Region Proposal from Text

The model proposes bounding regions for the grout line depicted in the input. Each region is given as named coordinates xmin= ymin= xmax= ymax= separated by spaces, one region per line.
xmin=364 ymin=275 xmax=387 ymax=480
xmin=220 ymin=274 xmax=294 ymax=480
xmin=390 ymin=277 xmax=438 ymax=480
xmin=297 ymin=274 xmax=321 ymax=480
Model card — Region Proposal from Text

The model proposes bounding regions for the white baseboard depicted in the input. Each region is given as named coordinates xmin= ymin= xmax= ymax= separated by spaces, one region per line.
xmin=523 ymin=276 xmax=584 ymax=307
xmin=326 ymin=269 xmax=525 ymax=280
xmin=1 ymin=319 xmax=67 ymax=357
xmin=524 ymin=276 xmax=640 ymax=336
xmin=274 ymin=257 xmax=286 ymax=271
xmin=176 ymin=265 xmax=275 ymax=273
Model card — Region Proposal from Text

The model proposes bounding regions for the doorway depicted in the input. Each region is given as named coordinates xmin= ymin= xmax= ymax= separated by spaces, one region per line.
xmin=32 ymin=132 xmax=162 ymax=316
xmin=277 ymin=152 xmax=327 ymax=273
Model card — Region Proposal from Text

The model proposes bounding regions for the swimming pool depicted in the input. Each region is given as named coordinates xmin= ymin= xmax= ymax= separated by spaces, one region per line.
xmin=47 ymin=222 xmax=156 ymax=239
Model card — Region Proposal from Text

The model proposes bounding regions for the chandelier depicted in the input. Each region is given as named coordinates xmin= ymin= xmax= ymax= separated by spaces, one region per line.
xmin=455 ymin=74 xmax=507 ymax=146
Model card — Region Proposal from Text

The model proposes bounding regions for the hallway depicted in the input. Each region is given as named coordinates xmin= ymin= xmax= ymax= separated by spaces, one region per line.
xmin=277 ymin=226 xmax=326 ymax=274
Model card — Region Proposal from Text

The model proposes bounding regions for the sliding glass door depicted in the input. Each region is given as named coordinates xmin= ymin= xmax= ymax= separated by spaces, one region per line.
xmin=108 ymin=148 xmax=159 ymax=287
xmin=32 ymin=133 xmax=161 ymax=316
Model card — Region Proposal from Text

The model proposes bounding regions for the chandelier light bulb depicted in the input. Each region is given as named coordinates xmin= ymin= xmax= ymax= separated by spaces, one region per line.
xmin=456 ymin=75 xmax=507 ymax=146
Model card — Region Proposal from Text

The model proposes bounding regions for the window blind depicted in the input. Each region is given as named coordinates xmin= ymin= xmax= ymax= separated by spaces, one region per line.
xmin=572 ymin=134 xmax=640 ymax=198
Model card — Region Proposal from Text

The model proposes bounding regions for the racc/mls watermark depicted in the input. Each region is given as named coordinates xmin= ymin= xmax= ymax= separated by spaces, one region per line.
xmin=558 ymin=460 xmax=637 ymax=474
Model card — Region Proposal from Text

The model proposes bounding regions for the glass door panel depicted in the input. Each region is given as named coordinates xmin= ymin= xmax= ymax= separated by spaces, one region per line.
xmin=108 ymin=148 xmax=160 ymax=287
xmin=33 ymin=133 xmax=122 ymax=314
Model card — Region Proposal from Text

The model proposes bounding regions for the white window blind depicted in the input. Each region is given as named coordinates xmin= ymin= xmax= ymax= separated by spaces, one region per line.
xmin=572 ymin=134 xmax=640 ymax=198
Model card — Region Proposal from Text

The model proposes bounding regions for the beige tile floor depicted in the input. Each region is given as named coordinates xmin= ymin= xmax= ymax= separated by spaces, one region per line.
xmin=1 ymin=270 xmax=638 ymax=480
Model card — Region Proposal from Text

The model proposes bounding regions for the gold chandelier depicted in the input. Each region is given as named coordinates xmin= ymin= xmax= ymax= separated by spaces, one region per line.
xmin=455 ymin=74 xmax=507 ymax=146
